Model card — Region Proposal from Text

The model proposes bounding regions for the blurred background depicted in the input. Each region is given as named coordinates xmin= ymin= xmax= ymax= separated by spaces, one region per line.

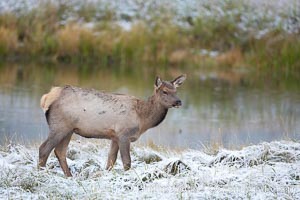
xmin=0 ymin=0 xmax=299 ymax=149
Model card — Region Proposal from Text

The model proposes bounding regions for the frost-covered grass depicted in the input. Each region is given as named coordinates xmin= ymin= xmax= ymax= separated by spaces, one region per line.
xmin=0 ymin=140 xmax=299 ymax=199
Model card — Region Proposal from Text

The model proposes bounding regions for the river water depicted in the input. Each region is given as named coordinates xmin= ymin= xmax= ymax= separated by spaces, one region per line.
xmin=0 ymin=62 xmax=299 ymax=149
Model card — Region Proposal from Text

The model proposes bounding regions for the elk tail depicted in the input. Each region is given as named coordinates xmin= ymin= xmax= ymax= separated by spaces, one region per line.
xmin=40 ymin=87 xmax=62 ymax=113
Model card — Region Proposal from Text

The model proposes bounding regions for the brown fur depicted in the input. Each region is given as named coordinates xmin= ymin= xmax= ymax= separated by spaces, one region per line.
xmin=39 ymin=75 xmax=186 ymax=177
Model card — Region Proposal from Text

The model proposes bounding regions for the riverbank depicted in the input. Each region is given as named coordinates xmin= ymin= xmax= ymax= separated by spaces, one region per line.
xmin=0 ymin=0 xmax=299 ymax=70
xmin=0 ymin=140 xmax=299 ymax=199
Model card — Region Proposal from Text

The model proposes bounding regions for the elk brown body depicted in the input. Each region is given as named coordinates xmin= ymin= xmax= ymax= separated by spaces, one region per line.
xmin=39 ymin=75 xmax=186 ymax=176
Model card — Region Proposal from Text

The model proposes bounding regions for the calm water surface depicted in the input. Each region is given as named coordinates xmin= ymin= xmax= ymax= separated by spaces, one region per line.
xmin=0 ymin=62 xmax=299 ymax=149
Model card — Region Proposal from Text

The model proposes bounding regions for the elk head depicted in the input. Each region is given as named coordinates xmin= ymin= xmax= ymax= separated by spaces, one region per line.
xmin=154 ymin=74 xmax=186 ymax=108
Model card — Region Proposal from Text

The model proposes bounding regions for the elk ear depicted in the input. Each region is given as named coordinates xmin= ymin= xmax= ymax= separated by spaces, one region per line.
xmin=172 ymin=74 xmax=186 ymax=88
xmin=155 ymin=76 xmax=162 ymax=89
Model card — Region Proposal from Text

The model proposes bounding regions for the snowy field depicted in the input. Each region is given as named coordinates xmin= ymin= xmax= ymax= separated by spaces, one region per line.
xmin=1 ymin=0 xmax=299 ymax=34
xmin=0 ymin=140 xmax=299 ymax=199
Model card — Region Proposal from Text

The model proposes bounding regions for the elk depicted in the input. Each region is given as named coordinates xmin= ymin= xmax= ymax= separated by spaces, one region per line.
xmin=39 ymin=74 xmax=186 ymax=176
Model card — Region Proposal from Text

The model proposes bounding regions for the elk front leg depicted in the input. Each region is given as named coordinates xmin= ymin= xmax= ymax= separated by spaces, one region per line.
xmin=119 ymin=136 xmax=131 ymax=171
xmin=106 ymin=140 xmax=119 ymax=170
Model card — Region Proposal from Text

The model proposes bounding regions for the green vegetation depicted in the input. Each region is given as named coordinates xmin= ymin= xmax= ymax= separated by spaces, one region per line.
xmin=0 ymin=1 xmax=299 ymax=71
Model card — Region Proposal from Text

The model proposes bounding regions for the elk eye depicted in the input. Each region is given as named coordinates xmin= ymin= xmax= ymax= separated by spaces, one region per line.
xmin=163 ymin=91 xmax=168 ymax=95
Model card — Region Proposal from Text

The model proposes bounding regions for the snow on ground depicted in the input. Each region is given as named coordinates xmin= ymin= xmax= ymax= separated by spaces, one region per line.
xmin=0 ymin=0 xmax=299 ymax=34
xmin=0 ymin=140 xmax=299 ymax=199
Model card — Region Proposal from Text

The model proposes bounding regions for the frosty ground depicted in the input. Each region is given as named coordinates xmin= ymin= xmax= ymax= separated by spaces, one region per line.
xmin=1 ymin=0 xmax=299 ymax=34
xmin=0 ymin=140 xmax=299 ymax=199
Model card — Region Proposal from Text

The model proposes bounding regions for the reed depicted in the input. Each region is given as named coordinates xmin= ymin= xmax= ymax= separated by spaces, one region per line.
xmin=0 ymin=0 xmax=299 ymax=71
xmin=0 ymin=27 xmax=18 ymax=56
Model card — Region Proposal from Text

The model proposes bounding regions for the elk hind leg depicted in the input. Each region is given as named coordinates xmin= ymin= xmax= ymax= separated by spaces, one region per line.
xmin=39 ymin=131 xmax=69 ymax=168
xmin=54 ymin=132 xmax=73 ymax=177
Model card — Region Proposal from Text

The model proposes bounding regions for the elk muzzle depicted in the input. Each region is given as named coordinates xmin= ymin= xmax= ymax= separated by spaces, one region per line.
xmin=173 ymin=100 xmax=182 ymax=108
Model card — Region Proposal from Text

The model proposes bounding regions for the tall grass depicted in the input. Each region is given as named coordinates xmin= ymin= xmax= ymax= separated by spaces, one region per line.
xmin=0 ymin=27 xmax=18 ymax=55
xmin=247 ymin=32 xmax=300 ymax=70
xmin=0 ymin=0 xmax=299 ymax=71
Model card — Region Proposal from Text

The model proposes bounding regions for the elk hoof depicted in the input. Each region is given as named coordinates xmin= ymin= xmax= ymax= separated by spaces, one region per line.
xmin=123 ymin=164 xmax=131 ymax=171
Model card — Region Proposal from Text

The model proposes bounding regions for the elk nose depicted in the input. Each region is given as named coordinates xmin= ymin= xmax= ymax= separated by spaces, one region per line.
xmin=175 ymin=100 xmax=182 ymax=106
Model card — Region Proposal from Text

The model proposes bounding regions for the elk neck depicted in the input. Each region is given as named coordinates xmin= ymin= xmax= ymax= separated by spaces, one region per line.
xmin=136 ymin=94 xmax=168 ymax=132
